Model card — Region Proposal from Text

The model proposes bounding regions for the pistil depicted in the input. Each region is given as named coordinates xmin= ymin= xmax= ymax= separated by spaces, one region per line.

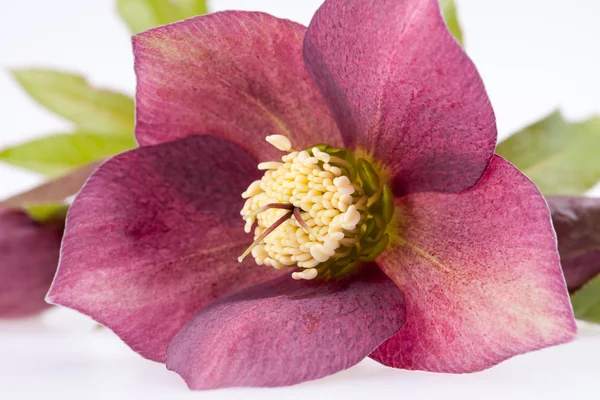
xmin=238 ymin=210 xmax=293 ymax=263
xmin=293 ymin=207 xmax=314 ymax=236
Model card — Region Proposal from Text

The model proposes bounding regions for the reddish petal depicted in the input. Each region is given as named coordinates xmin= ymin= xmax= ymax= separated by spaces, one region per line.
xmin=1 ymin=162 xmax=100 ymax=208
xmin=303 ymin=0 xmax=496 ymax=195
xmin=547 ymin=196 xmax=600 ymax=293
xmin=47 ymin=136 xmax=284 ymax=362
xmin=370 ymin=156 xmax=576 ymax=372
xmin=0 ymin=208 xmax=63 ymax=318
xmin=166 ymin=268 xmax=405 ymax=389
xmin=134 ymin=11 xmax=341 ymax=160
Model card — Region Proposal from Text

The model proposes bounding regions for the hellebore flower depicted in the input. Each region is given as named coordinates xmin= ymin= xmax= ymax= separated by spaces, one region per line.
xmin=0 ymin=163 xmax=97 ymax=318
xmin=548 ymin=196 xmax=600 ymax=293
xmin=0 ymin=208 xmax=63 ymax=318
xmin=48 ymin=0 xmax=576 ymax=389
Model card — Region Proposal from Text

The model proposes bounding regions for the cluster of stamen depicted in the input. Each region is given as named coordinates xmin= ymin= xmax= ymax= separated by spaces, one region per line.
xmin=239 ymin=135 xmax=393 ymax=281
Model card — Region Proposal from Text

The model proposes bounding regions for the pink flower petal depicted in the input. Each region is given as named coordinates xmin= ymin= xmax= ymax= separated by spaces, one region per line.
xmin=370 ymin=156 xmax=576 ymax=372
xmin=303 ymin=0 xmax=496 ymax=195
xmin=166 ymin=268 xmax=405 ymax=389
xmin=0 ymin=208 xmax=63 ymax=318
xmin=134 ymin=11 xmax=341 ymax=160
xmin=47 ymin=136 xmax=284 ymax=362
xmin=547 ymin=196 xmax=600 ymax=293
xmin=1 ymin=162 xmax=100 ymax=208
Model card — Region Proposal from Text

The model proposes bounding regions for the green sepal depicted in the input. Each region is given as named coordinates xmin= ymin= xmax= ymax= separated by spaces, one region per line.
xmin=570 ymin=275 xmax=600 ymax=324
xmin=368 ymin=184 xmax=394 ymax=223
xmin=24 ymin=203 xmax=69 ymax=223
xmin=365 ymin=214 xmax=386 ymax=243
xmin=381 ymin=185 xmax=394 ymax=223
xmin=343 ymin=149 xmax=357 ymax=169
xmin=362 ymin=218 xmax=376 ymax=238
xmin=342 ymin=151 xmax=358 ymax=181
xmin=357 ymin=158 xmax=380 ymax=196
xmin=359 ymin=234 xmax=390 ymax=262
xmin=327 ymin=247 xmax=359 ymax=278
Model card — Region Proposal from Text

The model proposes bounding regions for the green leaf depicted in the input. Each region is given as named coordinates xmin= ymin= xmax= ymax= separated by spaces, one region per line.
xmin=117 ymin=0 xmax=208 ymax=34
xmin=571 ymin=274 xmax=600 ymax=324
xmin=24 ymin=203 xmax=69 ymax=222
xmin=496 ymin=111 xmax=600 ymax=195
xmin=0 ymin=132 xmax=135 ymax=177
xmin=174 ymin=0 xmax=208 ymax=17
xmin=439 ymin=0 xmax=464 ymax=46
xmin=11 ymin=69 xmax=134 ymax=136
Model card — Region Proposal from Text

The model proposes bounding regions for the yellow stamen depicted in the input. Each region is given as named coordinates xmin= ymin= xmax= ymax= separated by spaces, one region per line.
xmin=239 ymin=135 xmax=392 ymax=281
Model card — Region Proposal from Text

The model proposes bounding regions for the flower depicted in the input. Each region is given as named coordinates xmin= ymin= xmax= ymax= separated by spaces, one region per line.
xmin=47 ymin=0 xmax=576 ymax=390
xmin=0 ymin=163 xmax=97 ymax=318
xmin=0 ymin=208 xmax=63 ymax=318
xmin=548 ymin=196 xmax=600 ymax=293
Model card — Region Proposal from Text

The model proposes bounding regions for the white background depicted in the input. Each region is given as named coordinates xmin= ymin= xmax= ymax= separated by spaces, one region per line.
xmin=1 ymin=0 xmax=599 ymax=399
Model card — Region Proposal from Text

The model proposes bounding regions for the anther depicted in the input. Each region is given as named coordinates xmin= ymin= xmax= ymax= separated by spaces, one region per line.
xmin=241 ymin=180 xmax=262 ymax=199
xmin=265 ymin=135 xmax=292 ymax=151
xmin=245 ymin=203 xmax=294 ymax=220
xmin=258 ymin=162 xmax=283 ymax=170
xmin=291 ymin=268 xmax=318 ymax=280
xmin=341 ymin=205 xmax=361 ymax=230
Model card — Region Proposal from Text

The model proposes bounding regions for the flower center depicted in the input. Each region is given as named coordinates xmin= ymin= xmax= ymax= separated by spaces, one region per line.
xmin=239 ymin=135 xmax=393 ymax=280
